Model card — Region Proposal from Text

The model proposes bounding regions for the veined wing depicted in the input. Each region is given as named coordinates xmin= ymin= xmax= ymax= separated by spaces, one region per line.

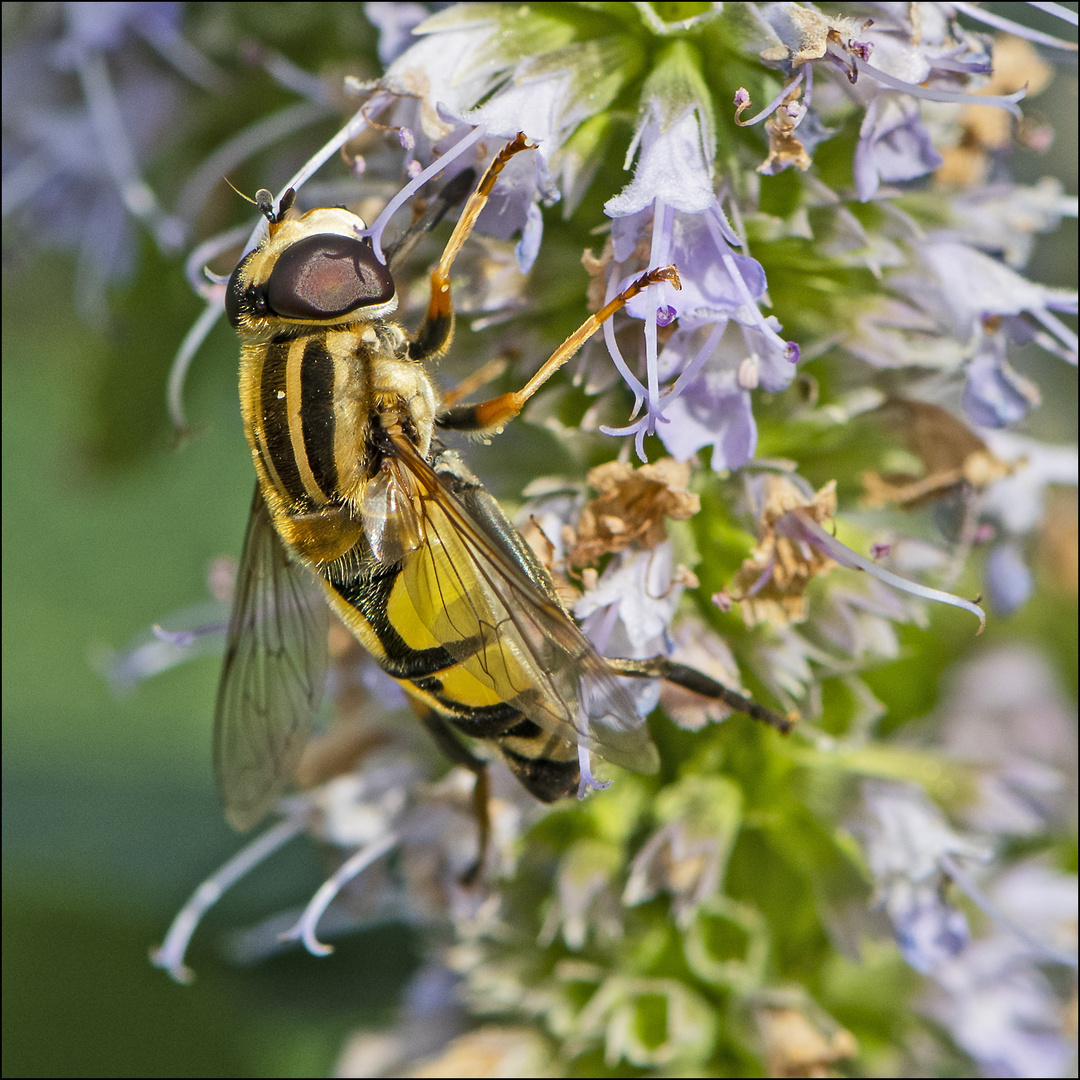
xmin=382 ymin=434 xmax=659 ymax=776
xmin=214 ymin=484 xmax=330 ymax=830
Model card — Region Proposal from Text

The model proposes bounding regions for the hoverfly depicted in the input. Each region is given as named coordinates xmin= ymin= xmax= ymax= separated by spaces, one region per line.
xmin=216 ymin=134 xmax=792 ymax=851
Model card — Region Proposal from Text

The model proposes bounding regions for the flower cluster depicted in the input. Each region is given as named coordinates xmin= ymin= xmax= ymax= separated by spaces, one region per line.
xmin=26 ymin=2 xmax=1075 ymax=1075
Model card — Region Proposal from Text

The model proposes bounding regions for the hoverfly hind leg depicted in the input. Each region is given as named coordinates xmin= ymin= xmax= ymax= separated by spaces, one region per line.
xmin=606 ymin=656 xmax=798 ymax=734
xmin=414 ymin=704 xmax=492 ymax=885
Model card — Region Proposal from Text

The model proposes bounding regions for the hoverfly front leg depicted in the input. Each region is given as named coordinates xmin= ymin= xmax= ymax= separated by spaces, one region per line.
xmin=385 ymin=167 xmax=476 ymax=276
xmin=410 ymin=133 xmax=537 ymax=362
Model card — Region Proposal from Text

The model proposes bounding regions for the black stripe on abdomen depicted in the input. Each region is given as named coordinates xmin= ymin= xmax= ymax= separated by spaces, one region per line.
xmin=328 ymin=562 xmax=459 ymax=679
xmin=498 ymin=747 xmax=579 ymax=802
xmin=299 ymin=337 xmax=338 ymax=499
xmin=417 ymin=692 xmax=524 ymax=738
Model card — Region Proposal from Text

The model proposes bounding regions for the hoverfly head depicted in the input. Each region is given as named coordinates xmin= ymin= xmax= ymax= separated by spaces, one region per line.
xmin=226 ymin=205 xmax=398 ymax=333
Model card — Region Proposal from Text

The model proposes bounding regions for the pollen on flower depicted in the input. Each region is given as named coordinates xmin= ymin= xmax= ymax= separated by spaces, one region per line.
xmin=567 ymin=458 xmax=700 ymax=569
xmin=729 ymin=476 xmax=838 ymax=626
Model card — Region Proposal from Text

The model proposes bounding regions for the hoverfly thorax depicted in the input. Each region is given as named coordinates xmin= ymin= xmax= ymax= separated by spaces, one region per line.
xmin=231 ymin=196 xmax=439 ymax=580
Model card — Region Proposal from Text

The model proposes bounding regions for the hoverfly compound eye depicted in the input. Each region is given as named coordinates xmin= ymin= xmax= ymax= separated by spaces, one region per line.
xmin=266 ymin=234 xmax=395 ymax=320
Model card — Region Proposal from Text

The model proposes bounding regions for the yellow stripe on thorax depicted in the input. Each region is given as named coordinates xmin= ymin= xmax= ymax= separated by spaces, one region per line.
xmin=285 ymin=337 xmax=326 ymax=502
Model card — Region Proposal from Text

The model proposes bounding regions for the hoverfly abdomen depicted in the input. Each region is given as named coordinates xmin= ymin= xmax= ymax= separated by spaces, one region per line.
xmin=498 ymin=739 xmax=580 ymax=804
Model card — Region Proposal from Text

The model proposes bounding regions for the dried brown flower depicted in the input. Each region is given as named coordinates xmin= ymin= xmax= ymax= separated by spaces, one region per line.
xmin=729 ymin=475 xmax=838 ymax=626
xmin=567 ymin=458 xmax=700 ymax=569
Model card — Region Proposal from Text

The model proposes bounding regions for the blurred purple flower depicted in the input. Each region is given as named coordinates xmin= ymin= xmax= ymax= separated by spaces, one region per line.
xmin=362 ymin=2 xmax=433 ymax=66
xmin=919 ymin=241 xmax=1078 ymax=364
xmin=984 ymin=541 xmax=1034 ymax=615
xmin=963 ymin=326 xmax=1043 ymax=428
xmin=853 ymin=95 xmax=943 ymax=202
xmin=979 ymin=431 xmax=1078 ymax=536
xmin=938 ymin=645 xmax=1077 ymax=837
xmin=1 ymin=2 xmax=222 ymax=319
xmin=925 ymin=861 xmax=1078 ymax=1078
xmin=858 ymin=781 xmax=990 ymax=974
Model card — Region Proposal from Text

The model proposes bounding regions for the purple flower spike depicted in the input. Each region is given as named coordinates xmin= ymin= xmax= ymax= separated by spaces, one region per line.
xmin=858 ymin=782 xmax=988 ymax=975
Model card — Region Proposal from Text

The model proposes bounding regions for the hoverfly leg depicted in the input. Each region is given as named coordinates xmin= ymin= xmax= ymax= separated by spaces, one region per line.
xmin=414 ymin=703 xmax=491 ymax=884
xmin=435 ymin=265 xmax=682 ymax=435
xmin=410 ymin=133 xmax=536 ymax=362
xmin=462 ymin=768 xmax=491 ymax=888
xmin=606 ymin=656 xmax=798 ymax=734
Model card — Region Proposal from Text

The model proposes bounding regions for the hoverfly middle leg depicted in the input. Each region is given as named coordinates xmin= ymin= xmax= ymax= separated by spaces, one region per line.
xmin=409 ymin=132 xmax=537 ymax=363
xmin=436 ymin=264 xmax=682 ymax=436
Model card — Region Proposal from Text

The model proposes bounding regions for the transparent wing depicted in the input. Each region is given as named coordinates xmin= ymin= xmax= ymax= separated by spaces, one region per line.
xmin=384 ymin=435 xmax=659 ymax=775
xmin=214 ymin=484 xmax=330 ymax=830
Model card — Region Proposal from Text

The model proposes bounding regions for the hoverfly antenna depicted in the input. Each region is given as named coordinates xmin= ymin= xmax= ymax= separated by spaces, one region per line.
xmin=223 ymin=178 xmax=295 ymax=225
xmin=254 ymin=189 xmax=276 ymax=221
xmin=274 ymin=189 xmax=297 ymax=222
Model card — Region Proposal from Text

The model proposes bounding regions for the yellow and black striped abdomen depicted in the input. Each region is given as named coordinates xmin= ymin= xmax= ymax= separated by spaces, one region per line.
xmin=307 ymin=455 xmax=581 ymax=803
xmin=319 ymin=539 xmax=580 ymax=802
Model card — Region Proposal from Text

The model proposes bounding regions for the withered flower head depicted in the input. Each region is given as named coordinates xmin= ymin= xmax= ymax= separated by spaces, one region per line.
xmin=729 ymin=476 xmax=838 ymax=627
xmin=758 ymin=84 xmax=813 ymax=175
xmin=861 ymin=399 xmax=1013 ymax=509
xmin=754 ymin=1001 xmax=858 ymax=1080
xmin=568 ymin=458 xmax=700 ymax=569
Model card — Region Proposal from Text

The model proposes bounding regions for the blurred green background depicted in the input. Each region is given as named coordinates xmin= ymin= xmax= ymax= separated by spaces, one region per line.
xmin=3 ymin=3 xmax=1076 ymax=1077
xmin=2 ymin=251 xmax=425 ymax=1077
